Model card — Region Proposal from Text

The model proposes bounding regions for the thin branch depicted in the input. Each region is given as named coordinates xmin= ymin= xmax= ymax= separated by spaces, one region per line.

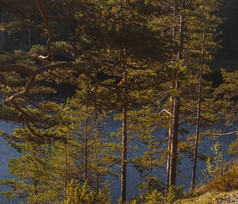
xmin=47 ymin=15 xmax=84 ymax=40
xmin=159 ymin=108 xmax=173 ymax=116
xmin=0 ymin=64 xmax=35 ymax=75
xmin=5 ymin=76 xmax=35 ymax=103
xmin=47 ymin=15 xmax=77 ymax=28
xmin=0 ymin=0 xmax=29 ymax=19
xmin=11 ymin=100 xmax=42 ymax=137
xmin=35 ymin=0 xmax=53 ymax=60
xmin=1 ymin=62 xmax=73 ymax=104
xmin=35 ymin=62 xmax=73 ymax=74
xmin=2 ymin=64 xmax=72 ymax=139
xmin=211 ymin=130 xmax=238 ymax=137
xmin=35 ymin=0 xmax=84 ymax=56
xmin=0 ymin=62 xmax=73 ymax=76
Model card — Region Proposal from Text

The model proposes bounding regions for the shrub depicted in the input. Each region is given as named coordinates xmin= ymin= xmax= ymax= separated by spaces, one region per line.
xmin=206 ymin=165 xmax=238 ymax=192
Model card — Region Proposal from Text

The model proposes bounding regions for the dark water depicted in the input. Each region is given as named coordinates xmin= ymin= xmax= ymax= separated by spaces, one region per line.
xmin=0 ymin=121 xmax=20 ymax=204
xmin=0 ymin=120 xmax=237 ymax=203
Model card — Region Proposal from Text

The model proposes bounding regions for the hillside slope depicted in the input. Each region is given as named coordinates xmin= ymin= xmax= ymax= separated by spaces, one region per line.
xmin=175 ymin=190 xmax=238 ymax=204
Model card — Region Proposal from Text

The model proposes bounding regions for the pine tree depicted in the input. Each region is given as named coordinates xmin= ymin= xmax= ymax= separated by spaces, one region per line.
xmin=148 ymin=0 xmax=223 ymax=189
xmin=0 ymin=130 xmax=52 ymax=203
xmin=130 ymin=108 xmax=165 ymax=194
xmin=189 ymin=0 xmax=223 ymax=192
xmin=214 ymin=69 xmax=238 ymax=158
xmin=83 ymin=1 xmax=171 ymax=202
xmin=0 ymin=0 xmax=228 ymax=202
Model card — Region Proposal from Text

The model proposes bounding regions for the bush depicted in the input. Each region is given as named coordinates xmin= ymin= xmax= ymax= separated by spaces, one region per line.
xmin=130 ymin=185 xmax=183 ymax=204
xmin=63 ymin=180 xmax=111 ymax=204
xmin=206 ymin=165 xmax=238 ymax=192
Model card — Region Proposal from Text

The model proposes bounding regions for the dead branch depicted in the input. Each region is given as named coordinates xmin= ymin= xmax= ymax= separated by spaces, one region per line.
xmin=211 ymin=130 xmax=238 ymax=137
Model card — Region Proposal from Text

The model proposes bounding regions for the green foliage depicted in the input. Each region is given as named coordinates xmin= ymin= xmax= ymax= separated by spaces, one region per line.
xmin=166 ymin=185 xmax=184 ymax=204
xmin=0 ymin=0 xmax=235 ymax=203
xmin=143 ymin=190 xmax=164 ymax=204
xmin=131 ymin=185 xmax=183 ymax=204
xmin=0 ymin=141 xmax=53 ymax=203
xmin=202 ymin=141 xmax=224 ymax=182
xmin=62 ymin=180 xmax=111 ymax=204
xmin=205 ymin=165 xmax=238 ymax=192
xmin=228 ymin=139 xmax=238 ymax=156
xmin=0 ymin=96 xmax=117 ymax=203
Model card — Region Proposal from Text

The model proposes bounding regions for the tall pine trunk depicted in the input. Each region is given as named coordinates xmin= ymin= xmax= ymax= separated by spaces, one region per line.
xmin=64 ymin=141 xmax=69 ymax=197
xmin=121 ymin=69 xmax=128 ymax=202
xmin=166 ymin=127 xmax=172 ymax=187
xmin=85 ymin=117 xmax=88 ymax=181
xmin=168 ymin=0 xmax=185 ymax=187
xmin=191 ymin=0 xmax=207 ymax=193
xmin=167 ymin=89 xmax=173 ymax=187
xmin=169 ymin=81 xmax=180 ymax=186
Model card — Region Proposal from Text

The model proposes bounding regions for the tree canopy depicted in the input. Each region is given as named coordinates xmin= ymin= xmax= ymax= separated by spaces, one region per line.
xmin=0 ymin=0 xmax=238 ymax=203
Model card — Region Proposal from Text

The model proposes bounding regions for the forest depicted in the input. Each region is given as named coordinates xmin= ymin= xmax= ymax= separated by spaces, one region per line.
xmin=0 ymin=0 xmax=238 ymax=203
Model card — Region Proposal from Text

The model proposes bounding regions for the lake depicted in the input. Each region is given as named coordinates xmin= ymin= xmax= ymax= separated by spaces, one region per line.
xmin=0 ymin=119 xmax=237 ymax=203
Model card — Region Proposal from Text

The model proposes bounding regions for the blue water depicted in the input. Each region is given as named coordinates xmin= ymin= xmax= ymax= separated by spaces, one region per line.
xmin=0 ymin=121 xmax=20 ymax=204
xmin=0 ymin=119 xmax=237 ymax=203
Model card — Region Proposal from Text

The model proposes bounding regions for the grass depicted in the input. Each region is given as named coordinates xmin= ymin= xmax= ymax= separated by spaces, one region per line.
xmin=174 ymin=165 xmax=238 ymax=203
xmin=174 ymin=191 xmax=238 ymax=204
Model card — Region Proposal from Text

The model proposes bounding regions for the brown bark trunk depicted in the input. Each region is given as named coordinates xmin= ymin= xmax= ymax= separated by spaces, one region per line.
xmin=191 ymin=0 xmax=207 ymax=193
xmin=166 ymin=131 xmax=171 ymax=187
xmin=167 ymin=94 xmax=173 ymax=187
xmin=168 ymin=0 xmax=185 ymax=187
xmin=64 ymin=141 xmax=69 ymax=197
xmin=169 ymin=81 xmax=180 ymax=186
xmin=190 ymin=61 xmax=202 ymax=193
xmin=34 ymin=180 xmax=37 ymax=204
xmin=85 ymin=118 xmax=88 ymax=181
xmin=33 ymin=149 xmax=38 ymax=204
xmin=121 ymin=70 xmax=128 ymax=203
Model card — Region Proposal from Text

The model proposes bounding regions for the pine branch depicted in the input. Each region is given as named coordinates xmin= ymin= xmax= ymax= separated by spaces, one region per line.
xmin=0 ymin=0 xmax=29 ymax=18
xmin=35 ymin=0 xmax=53 ymax=60
xmin=35 ymin=0 xmax=84 ymax=59
xmin=0 ymin=62 xmax=73 ymax=102
xmin=0 ymin=62 xmax=74 ymax=137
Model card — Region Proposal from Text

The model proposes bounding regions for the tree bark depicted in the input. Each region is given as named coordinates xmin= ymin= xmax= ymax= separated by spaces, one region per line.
xmin=167 ymin=94 xmax=173 ymax=187
xmin=168 ymin=0 xmax=185 ymax=187
xmin=85 ymin=117 xmax=88 ymax=181
xmin=121 ymin=70 xmax=128 ymax=203
xmin=169 ymin=81 xmax=180 ymax=186
xmin=191 ymin=0 xmax=207 ymax=193
xmin=64 ymin=142 xmax=69 ymax=197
